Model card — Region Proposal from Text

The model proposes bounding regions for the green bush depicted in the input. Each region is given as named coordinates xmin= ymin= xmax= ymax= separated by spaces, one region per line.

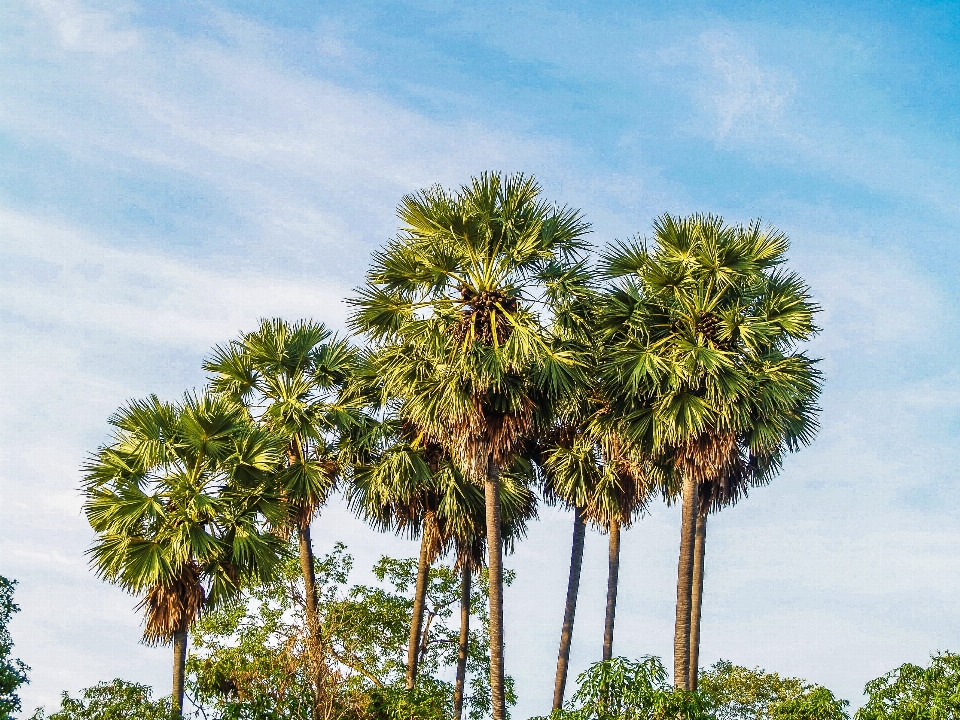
xmin=0 ymin=576 xmax=29 ymax=720
xmin=698 ymin=660 xmax=848 ymax=720
xmin=29 ymin=680 xmax=170 ymax=720
xmin=856 ymin=652 xmax=960 ymax=720
xmin=534 ymin=657 xmax=713 ymax=720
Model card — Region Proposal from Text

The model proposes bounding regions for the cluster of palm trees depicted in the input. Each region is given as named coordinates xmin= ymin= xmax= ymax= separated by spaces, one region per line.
xmin=81 ymin=172 xmax=822 ymax=720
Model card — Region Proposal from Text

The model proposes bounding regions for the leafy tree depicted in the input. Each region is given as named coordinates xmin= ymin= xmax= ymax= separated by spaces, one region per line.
xmin=350 ymin=172 xmax=591 ymax=720
xmin=187 ymin=544 xmax=516 ymax=720
xmin=773 ymin=688 xmax=850 ymax=720
xmin=600 ymin=215 xmax=821 ymax=689
xmin=29 ymin=680 xmax=169 ymax=720
xmin=698 ymin=660 xmax=848 ymax=720
xmin=536 ymin=656 xmax=713 ymax=720
xmin=0 ymin=576 xmax=29 ymax=720
xmin=205 ymin=319 xmax=361 ymax=660
xmin=82 ymin=393 xmax=287 ymax=718
xmin=856 ymin=652 xmax=960 ymax=720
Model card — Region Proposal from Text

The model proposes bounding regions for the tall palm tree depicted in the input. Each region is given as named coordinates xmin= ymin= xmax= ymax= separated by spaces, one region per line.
xmin=204 ymin=319 xmax=360 ymax=650
xmin=540 ymin=424 xmax=594 ymax=711
xmin=541 ymin=403 xmax=656 ymax=712
xmin=590 ymin=432 xmax=653 ymax=664
xmin=82 ymin=394 xmax=286 ymax=718
xmin=350 ymin=172 xmax=591 ymax=720
xmin=445 ymin=459 xmax=537 ymax=720
xmin=347 ymin=410 xmax=537 ymax=704
xmin=600 ymin=214 xmax=821 ymax=690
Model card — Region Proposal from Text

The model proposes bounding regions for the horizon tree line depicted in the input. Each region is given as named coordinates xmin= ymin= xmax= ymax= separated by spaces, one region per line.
xmin=81 ymin=172 xmax=822 ymax=720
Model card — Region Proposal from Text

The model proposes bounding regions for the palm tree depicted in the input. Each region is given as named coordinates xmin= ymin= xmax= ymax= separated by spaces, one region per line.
xmin=446 ymin=460 xmax=537 ymax=720
xmin=600 ymin=214 xmax=821 ymax=690
xmin=350 ymin=172 xmax=591 ymax=720
xmin=347 ymin=410 xmax=536 ymax=707
xmin=540 ymin=424 xmax=593 ymax=711
xmin=541 ymin=404 xmax=656 ymax=709
xmin=205 ymin=319 xmax=360 ymax=650
xmin=82 ymin=394 xmax=286 ymax=718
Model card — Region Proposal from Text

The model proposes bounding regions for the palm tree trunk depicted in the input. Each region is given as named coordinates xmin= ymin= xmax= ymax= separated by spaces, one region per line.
xmin=552 ymin=506 xmax=586 ymax=711
xmin=406 ymin=518 xmax=433 ymax=689
xmin=688 ymin=511 xmax=708 ymax=692
xmin=171 ymin=627 xmax=188 ymax=719
xmin=298 ymin=523 xmax=321 ymax=645
xmin=602 ymin=517 xmax=621 ymax=662
xmin=673 ymin=474 xmax=698 ymax=689
xmin=484 ymin=456 xmax=506 ymax=720
xmin=453 ymin=565 xmax=472 ymax=720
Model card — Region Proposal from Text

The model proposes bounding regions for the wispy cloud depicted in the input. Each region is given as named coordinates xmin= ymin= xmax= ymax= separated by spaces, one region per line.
xmin=656 ymin=25 xmax=960 ymax=222
xmin=3 ymin=1 xmax=575 ymax=271
xmin=687 ymin=29 xmax=797 ymax=141
xmin=1 ymin=208 xmax=352 ymax=346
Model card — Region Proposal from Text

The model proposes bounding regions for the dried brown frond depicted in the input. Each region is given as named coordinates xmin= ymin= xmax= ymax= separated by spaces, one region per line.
xmin=140 ymin=562 xmax=205 ymax=644
xmin=421 ymin=509 xmax=451 ymax=565
xmin=434 ymin=396 xmax=535 ymax=481
xmin=454 ymin=537 xmax=485 ymax=573
xmin=674 ymin=431 xmax=749 ymax=515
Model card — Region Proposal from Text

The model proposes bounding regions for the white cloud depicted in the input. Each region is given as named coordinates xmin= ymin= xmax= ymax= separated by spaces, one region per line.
xmin=694 ymin=29 xmax=797 ymax=141
xmin=1 ymin=2 xmax=575 ymax=268
xmin=655 ymin=26 xmax=960 ymax=223
xmin=30 ymin=0 xmax=139 ymax=53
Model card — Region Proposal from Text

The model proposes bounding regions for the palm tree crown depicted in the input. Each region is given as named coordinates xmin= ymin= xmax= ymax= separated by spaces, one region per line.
xmin=600 ymin=214 xmax=820 ymax=468
xmin=350 ymin=172 xmax=592 ymax=476
xmin=205 ymin=318 xmax=360 ymax=530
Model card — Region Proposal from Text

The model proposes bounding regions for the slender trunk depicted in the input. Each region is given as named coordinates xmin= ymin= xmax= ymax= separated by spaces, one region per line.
xmin=688 ymin=511 xmax=708 ymax=692
xmin=453 ymin=566 xmax=472 ymax=720
xmin=673 ymin=474 xmax=698 ymax=689
xmin=298 ymin=523 xmax=321 ymax=645
xmin=406 ymin=518 xmax=433 ymax=689
xmin=484 ymin=456 xmax=506 ymax=720
xmin=602 ymin=517 xmax=621 ymax=662
xmin=552 ymin=507 xmax=587 ymax=711
xmin=171 ymin=627 xmax=188 ymax=719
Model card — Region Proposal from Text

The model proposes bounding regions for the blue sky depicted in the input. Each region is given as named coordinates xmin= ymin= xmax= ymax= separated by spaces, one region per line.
xmin=2 ymin=0 xmax=959 ymax=715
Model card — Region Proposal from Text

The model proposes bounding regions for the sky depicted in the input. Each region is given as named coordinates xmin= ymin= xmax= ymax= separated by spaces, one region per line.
xmin=1 ymin=0 xmax=959 ymax=716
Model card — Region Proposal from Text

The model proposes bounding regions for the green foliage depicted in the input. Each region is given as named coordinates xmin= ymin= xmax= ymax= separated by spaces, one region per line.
xmin=0 ymin=576 xmax=29 ymax=720
xmin=82 ymin=392 xmax=288 ymax=643
xmin=29 ymin=679 xmax=169 ymax=720
xmin=362 ymin=680 xmax=450 ymax=720
xmin=534 ymin=657 xmax=713 ymax=720
xmin=698 ymin=660 xmax=848 ymax=720
xmin=856 ymin=653 xmax=960 ymax=720
xmin=188 ymin=544 xmax=514 ymax=720
xmin=205 ymin=318 xmax=363 ymax=528
xmin=350 ymin=171 xmax=593 ymax=478
xmin=599 ymin=215 xmax=823 ymax=506
xmin=773 ymin=688 xmax=850 ymax=720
